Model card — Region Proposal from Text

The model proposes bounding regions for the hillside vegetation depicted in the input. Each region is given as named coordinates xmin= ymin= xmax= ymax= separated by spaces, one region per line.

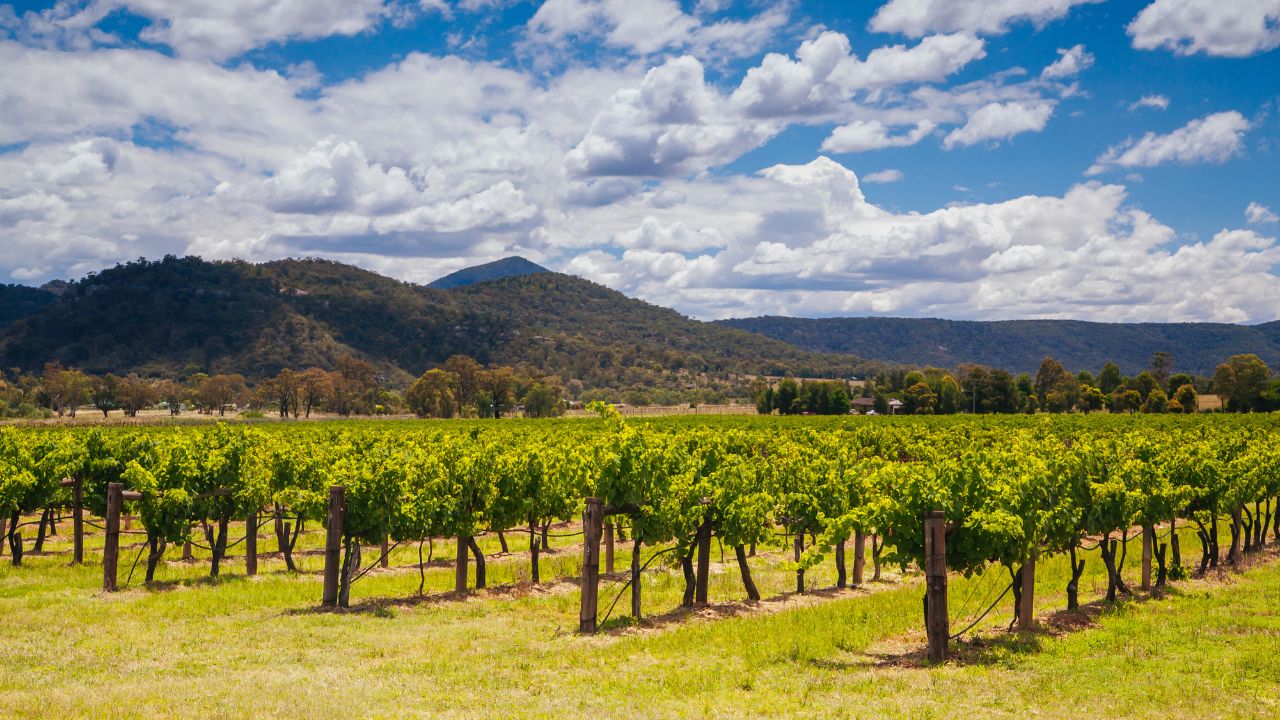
xmin=719 ymin=315 xmax=1280 ymax=375
xmin=0 ymin=257 xmax=857 ymax=391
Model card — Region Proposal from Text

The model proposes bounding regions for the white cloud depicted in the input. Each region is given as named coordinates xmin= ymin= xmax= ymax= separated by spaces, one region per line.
xmin=0 ymin=14 xmax=1275 ymax=324
xmin=1129 ymin=0 xmax=1280 ymax=57
xmin=613 ymin=216 xmax=726 ymax=252
xmin=821 ymin=119 xmax=935 ymax=153
xmin=566 ymin=55 xmax=777 ymax=177
xmin=1087 ymin=110 xmax=1250 ymax=174
xmin=862 ymin=169 xmax=904 ymax=184
xmin=559 ymin=162 xmax=1280 ymax=323
xmin=731 ymin=31 xmax=986 ymax=119
xmin=869 ymin=0 xmax=1103 ymax=38
xmin=1247 ymin=202 xmax=1279 ymax=224
xmin=7 ymin=0 xmax=394 ymax=61
xmin=1041 ymin=44 xmax=1094 ymax=78
xmin=525 ymin=0 xmax=786 ymax=59
xmin=943 ymin=101 xmax=1054 ymax=148
xmin=1129 ymin=94 xmax=1170 ymax=111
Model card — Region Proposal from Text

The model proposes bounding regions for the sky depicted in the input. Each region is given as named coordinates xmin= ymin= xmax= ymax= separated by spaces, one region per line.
xmin=1 ymin=0 xmax=1279 ymax=324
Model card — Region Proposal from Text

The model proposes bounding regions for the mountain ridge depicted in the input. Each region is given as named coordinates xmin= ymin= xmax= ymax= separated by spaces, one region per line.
xmin=716 ymin=315 xmax=1280 ymax=375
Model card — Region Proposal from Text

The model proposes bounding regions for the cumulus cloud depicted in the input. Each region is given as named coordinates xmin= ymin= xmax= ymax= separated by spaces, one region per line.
xmin=862 ymin=169 xmax=904 ymax=184
xmin=0 ymin=7 xmax=1275 ymax=323
xmin=731 ymin=31 xmax=986 ymax=119
xmin=1247 ymin=202 xmax=1279 ymax=224
xmin=1129 ymin=94 xmax=1170 ymax=111
xmin=869 ymin=0 xmax=1103 ymax=38
xmin=566 ymin=55 xmax=777 ymax=177
xmin=1041 ymin=44 xmax=1094 ymax=78
xmin=559 ymin=161 xmax=1280 ymax=323
xmin=525 ymin=0 xmax=786 ymax=59
xmin=1128 ymin=0 xmax=1280 ymax=57
xmin=943 ymin=101 xmax=1054 ymax=148
xmin=1087 ymin=110 xmax=1250 ymax=174
xmin=5 ymin=0 xmax=395 ymax=61
xmin=821 ymin=120 xmax=935 ymax=153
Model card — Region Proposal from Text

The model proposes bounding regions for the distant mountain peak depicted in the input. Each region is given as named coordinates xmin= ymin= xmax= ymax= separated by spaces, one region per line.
xmin=428 ymin=256 xmax=550 ymax=289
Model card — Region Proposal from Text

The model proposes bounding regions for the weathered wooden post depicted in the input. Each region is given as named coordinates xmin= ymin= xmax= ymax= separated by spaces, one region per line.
xmin=0 ymin=514 xmax=6 ymax=557
xmin=381 ymin=538 xmax=391 ymax=569
xmin=579 ymin=498 xmax=604 ymax=633
xmin=182 ymin=538 xmax=193 ymax=562
xmin=245 ymin=511 xmax=258 ymax=576
xmin=1141 ymin=525 xmax=1153 ymax=591
xmin=455 ymin=536 xmax=469 ymax=593
xmin=1018 ymin=554 xmax=1036 ymax=632
xmin=853 ymin=529 xmax=866 ymax=585
xmin=102 ymin=483 xmax=142 ymax=592
xmin=923 ymin=511 xmax=948 ymax=663
xmin=604 ymin=521 xmax=615 ymax=574
xmin=321 ymin=486 xmax=345 ymax=607
xmin=794 ymin=531 xmax=805 ymax=594
xmin=694 ymin=515 xmax=712 ymax=605
xmin=60 ymin=477 xmax=84 ymax=564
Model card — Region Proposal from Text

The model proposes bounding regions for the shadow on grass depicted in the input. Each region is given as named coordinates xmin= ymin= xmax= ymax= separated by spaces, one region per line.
xmin=852 ymin=583 xmax=1199 ymax=669
xmin=287 ymin=575 xmax=584 ymax=616
xmin=596 ymin=579 xmax=903 ymax=635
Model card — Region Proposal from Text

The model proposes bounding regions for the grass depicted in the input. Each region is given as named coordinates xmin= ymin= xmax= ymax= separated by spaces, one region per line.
xmin=1 ymin=516 xmax=1277 ymax=719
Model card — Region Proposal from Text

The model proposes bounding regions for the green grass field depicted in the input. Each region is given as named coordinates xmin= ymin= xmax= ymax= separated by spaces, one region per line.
xmin=1 ymin=513 xmax=1277 ymax=719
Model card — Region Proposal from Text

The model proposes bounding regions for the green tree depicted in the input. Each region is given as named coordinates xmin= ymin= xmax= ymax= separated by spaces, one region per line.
xmin=1141 ymin=388 xmax=1169 ymax=413
xmin=1149 ymin=351 xmax=1174 ymax=385
xmin=406 ymin=369 xmax=458 ymax=418
xmin=1110 ymin=389 xmax=1141 ymax=413
xmin=903 ymin=382 xmax=936 ymax=414
xmin=1098 ymin=362 xmax=1122 ymax=395
xmin=1078 ymin=385 xmax=1105 ymax=413
xmin=522 ymin=383 xmax=564 ymax=418
xmin=1213 ymin=354 xmax=1272 ymax=412
xmin=774 ymin=378 xmax=799 ymax=415
xmin=1172 ymin=383 xmax=1197 ymax=413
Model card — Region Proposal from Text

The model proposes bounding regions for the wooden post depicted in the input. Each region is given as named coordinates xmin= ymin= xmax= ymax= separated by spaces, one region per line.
xmin=182 ymin=539 xmax=193 ymax=562
xmin=579 ymin=497 xmax=603 ymax=633
xmin=60 ymin=478 xmax=83 ymax=565
xmin=794 ymin=531 xmax=805 ymax=594
xmin=321 ymin=486 xmax=345 ymax=607
xmin=102 ymin=485 xmax=142 ymax=592
xmin=923 ymin=511 xmax=948 ymax=663
xmin=103 ymin=483 xmax=122 ymax=592
xmin=0 ymin=513 xmax=5 ymax=557
xmin=604 ymin=521 xmax=615 ymax=574
xmin=1018 ymin=554 xmax=1036 ymax=632
xmin=245 ymin=511 xmax=258 ymax=576
xmin=1141 ymin=525 xmax=1153 ymax=591
xmin=381 ymin=538 xmax=391 ymax=569
xmin=455 ymin=536 xmax=469 ymax=593
xmin=631 ymin=529 xmax=643 ymax=620
xmin=694 ymin=518 xmax=711 ymax=604
xmin=852 ymin=529 xmax=866 ymax=585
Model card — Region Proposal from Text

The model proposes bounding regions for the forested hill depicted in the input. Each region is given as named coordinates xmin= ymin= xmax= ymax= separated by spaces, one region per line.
xmin=717 ymin=316 xmax=1280 ymax=375
xmin=427 ymin=256 xmax=549 ymax=289
xmin=0 ymin=285 xmax=56 ymax=328
xmin=0 ymin=256 xmax=857 ymax=384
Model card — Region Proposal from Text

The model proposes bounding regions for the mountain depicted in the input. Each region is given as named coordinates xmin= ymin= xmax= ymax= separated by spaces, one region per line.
xmin=717 ymin=316 xmax=1280 ymax=376
xmin=0 ymin=257 xmax=857 ymax=393
xmin=427 ymin=256 xmax=550 ymax=289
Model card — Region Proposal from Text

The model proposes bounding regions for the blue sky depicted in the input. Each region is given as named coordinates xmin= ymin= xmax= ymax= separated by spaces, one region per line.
xmin=1 ymin=0 xmax=1278 ymax=323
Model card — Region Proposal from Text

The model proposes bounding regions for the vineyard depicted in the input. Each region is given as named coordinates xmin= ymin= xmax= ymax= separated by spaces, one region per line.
xmin=1 ymin=411 xmax=1279 ymax=717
